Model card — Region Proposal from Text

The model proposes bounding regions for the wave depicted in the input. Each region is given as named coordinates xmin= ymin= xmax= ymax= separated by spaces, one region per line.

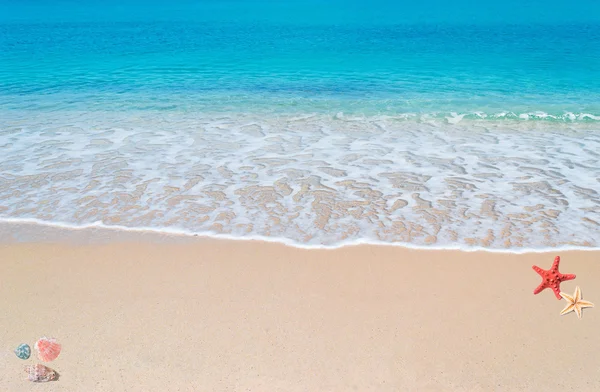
xmin=329 ymin=111 xmax=600 ymax=124
xmin=1 ymin=109 xmax=599 ymax=251
xmin=442 ymin=111 xmax=600 ymax=123
xmin=2 ymin=217 xmax=599 ymax=254
xmin=1 ymin=93 xmax=600 ymax=124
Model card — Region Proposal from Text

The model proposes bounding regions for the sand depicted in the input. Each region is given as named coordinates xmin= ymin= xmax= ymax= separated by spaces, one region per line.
xmin=1 ymin=230 xmax=599 ymax=391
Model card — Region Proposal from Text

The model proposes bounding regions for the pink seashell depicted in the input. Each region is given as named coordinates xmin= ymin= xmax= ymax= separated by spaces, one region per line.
xmin=35 ymin=337 xmax=61 ymax=362
xmin=24 ymin=364 xmax=59 ymax=382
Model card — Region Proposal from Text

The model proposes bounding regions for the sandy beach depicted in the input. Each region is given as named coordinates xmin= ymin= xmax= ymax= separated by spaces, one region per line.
xmin=1 ymin=227 xmax=599 ymax=391
xmin=3 ymin=1 xmax=600 ymax=390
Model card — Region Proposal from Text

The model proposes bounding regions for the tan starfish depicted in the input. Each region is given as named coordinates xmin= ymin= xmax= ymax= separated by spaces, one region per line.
xmin=559 ymin=286 xmax=594 ymax=319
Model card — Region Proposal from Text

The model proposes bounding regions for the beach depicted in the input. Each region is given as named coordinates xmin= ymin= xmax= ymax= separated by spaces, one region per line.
xmin=1 ymin=226 xmax=599 ymax=391
xmin=2 ymin=1 xmax=600 ymax=390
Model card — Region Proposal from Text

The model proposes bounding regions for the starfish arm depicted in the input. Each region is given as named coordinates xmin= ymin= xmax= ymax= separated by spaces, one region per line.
xmin=574 ymin=286 xmax=582 ymax=302
xmin=575 ymin=304 xmax=583 ymax=319
xmin=560 ymin=303 xmax=575 ymax=315
xmin=560 ymin=273 xmax=576 ymax=281
xmin=578 ymin=300 xmax=594 ymax=308
xmin=560 ymin=292 xmax=574 ymax=302
xmin=551 ymin=256 xmax=560 ymax=271
xmin=533 ymin=282 xmax=548 ymax=295
xmin=532 ymin=265 xmax=546 ymax=276
xmin=551 ymin=286 xmax=562 ymax=300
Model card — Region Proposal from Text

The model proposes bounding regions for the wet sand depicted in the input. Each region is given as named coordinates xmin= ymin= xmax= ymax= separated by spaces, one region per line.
xmin=1 ymin=232 xmax=599 ymax=391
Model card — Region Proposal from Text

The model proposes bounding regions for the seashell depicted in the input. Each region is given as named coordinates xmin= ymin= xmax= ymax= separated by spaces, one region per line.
xmin=35 ymin=337 xmax=61 ymax=362
xmin=14 ymin=343 xmax=31 ymax=360
xmin=24 ymin=364 xmax=59 ymax=382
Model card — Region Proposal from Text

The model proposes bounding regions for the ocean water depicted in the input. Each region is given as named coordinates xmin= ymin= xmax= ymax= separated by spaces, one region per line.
xmin=1 ymin=1 xmax=600 ymax=250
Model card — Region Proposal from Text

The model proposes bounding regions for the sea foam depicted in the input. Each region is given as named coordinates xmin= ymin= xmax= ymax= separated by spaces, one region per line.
xmin=1 ymin=110 xmax=599 ymax=250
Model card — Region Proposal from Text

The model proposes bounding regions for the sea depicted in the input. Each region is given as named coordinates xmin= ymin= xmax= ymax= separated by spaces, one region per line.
xmin=1 ymin=0 xmax=599 ymax=250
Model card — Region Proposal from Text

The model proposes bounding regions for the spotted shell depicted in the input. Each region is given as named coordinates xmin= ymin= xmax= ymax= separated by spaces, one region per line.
xmin=35 ymin=337 xmax=61 ymax=362
xmin=14 ymin=343 xmax=31 ymax=360
xmin=24 ymin=364 xmax=59 ymax=382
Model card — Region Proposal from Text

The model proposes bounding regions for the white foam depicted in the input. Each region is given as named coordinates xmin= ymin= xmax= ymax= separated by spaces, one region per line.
xmin=578 ymin=113 xmax=600 ymax=121
xmin=1 ymin=110 xmax=599 ymax=250
xmin=445 ymin=112 xmax=466 ymax=124
xmin=1 ymin=217 xmax=598 ymax=254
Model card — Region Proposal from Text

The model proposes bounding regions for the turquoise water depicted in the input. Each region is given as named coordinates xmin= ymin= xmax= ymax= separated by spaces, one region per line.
xmin=1 ymin=1 xmax=599 ymax=249
xmin=1 ymin=1 xmax=600 ymax=115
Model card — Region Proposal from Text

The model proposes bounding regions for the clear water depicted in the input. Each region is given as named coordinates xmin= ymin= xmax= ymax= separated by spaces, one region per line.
xmin=1 ymin=1 xmax=599 ymax=249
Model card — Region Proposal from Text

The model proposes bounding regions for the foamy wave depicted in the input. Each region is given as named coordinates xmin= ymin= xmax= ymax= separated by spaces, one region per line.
xmin=1 ymin=110 xmax=599 ymax=250
xmin=445 ymin=111 xmax=600 ymax=123
xmin=2 ymin=217 xmax=599 ymax=254
xmin=341 ymin=111 xmax=600 ymax=124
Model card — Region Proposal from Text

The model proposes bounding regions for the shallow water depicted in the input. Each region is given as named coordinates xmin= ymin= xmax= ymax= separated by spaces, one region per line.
xmin=2 ymin=111 xmax=599 ymax=249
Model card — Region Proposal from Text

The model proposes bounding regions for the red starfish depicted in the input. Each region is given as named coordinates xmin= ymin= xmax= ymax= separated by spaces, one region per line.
xmin=532 ymin=256 xmax=576 ymax=299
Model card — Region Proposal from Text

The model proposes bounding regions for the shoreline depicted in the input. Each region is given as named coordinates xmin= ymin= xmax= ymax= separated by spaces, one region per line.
xmin=2 ymin=219 xmax=600 ymax=254
xmin=1 ymin=235 xmax=599 ymax=390
xmin=3 ymin=111 xmax=600 ymax=251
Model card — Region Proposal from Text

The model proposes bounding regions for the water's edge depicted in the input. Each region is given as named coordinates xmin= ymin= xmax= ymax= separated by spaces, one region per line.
xmin=1 ymin=217 xmax=598 ymax=254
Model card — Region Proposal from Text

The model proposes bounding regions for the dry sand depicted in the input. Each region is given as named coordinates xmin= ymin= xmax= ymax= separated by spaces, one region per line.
xmin=1 ymin=231 xmax=599 ymax=391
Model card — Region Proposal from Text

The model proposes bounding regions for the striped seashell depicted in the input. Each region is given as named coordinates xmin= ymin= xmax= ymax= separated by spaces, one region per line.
xmin=35 ymin=337 xmax=61 ymax=362
xmin=24 ymin=364 xmax=59 ymax=382
xmin=14 ymin=343 xmax=31 ymax=360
